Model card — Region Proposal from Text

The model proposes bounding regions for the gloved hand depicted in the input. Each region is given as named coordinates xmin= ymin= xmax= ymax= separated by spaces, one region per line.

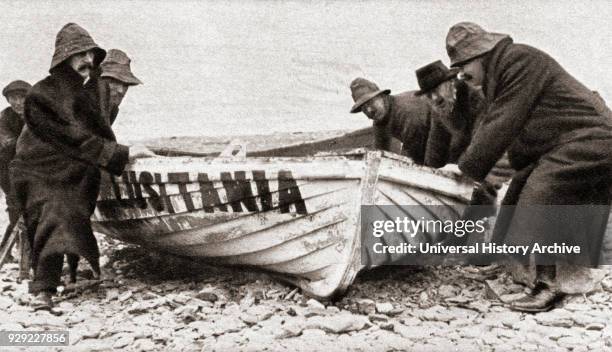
xmin=129 ymin=144 xmax=156 ymax=160
xmin=470 ymin=180 xmax=499 ymax=206
xmin=464 ymin=180 xmax=500 ymax=220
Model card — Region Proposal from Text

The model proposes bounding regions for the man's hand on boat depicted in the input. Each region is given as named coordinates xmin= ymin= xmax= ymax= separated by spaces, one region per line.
xmin=470 ymin=180 xmax=499 ymax=206
xmin=128 ymin=144 xmax=156 ymax=160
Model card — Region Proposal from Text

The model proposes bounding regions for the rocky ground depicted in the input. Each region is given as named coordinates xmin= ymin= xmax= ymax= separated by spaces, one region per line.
xmin=1 ymin=234 xmax=612 ymax=352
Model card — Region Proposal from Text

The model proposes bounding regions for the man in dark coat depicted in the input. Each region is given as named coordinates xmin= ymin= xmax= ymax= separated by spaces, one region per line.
xmin=349 ymin=77 xmax=464 ymax=168
xmin=10 ymin=23 xmax=137 ymax=310
xmin=413 ymin=61 xmax=510 ymax=253
xmin=446 ymin=22 xmax=612 ymax=311
xmin=0 ymin=81 xmax=31 ymax=235
xmin=64 ymin=48 xmax=147 ymax=283
xmin=414 ymin=60 xmax=515 ymax=200
xmin=84 ymin=49 xmax=144 ymax=131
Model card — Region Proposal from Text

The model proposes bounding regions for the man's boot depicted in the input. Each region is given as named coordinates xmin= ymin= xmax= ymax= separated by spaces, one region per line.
xmin=30 ymin=290 xmax=54 ymax=311
xmin=509 ymin=265 xmax=563 ymax=312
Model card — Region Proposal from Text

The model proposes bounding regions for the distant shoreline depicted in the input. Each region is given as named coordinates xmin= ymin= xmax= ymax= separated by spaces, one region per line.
xmin=142 ymin=129 xmax=352 ymax=155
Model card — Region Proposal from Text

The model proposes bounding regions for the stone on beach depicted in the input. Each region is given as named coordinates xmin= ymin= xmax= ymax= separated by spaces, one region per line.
xmin=113 ymin=333 xmax=135 ymax=349
xmin=304 ymin=313 xmax=371 ymax=334
xmin=356 ymin=299 xmax=376 ymax=315
xmin=1 ymin=226 xmax=611 ymax=351
xmin=196 ymin=288 xmax=219 ymax=303
xmin=375 ymin=302 xmax=394 ymax=314
xmin=306 ymin=298 xmax=326 ymax=310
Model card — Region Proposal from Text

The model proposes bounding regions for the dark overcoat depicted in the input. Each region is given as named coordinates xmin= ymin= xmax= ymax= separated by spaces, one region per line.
xmin=81 ymin=70 xmax=121 ymax=138
xmin=373 ymin=91 xmax=469 ymax=167
xmin=458 ymin=38 xmax=612 ymax=265
xmin=0 ymin=107 xmax=24 ymax=213
xmin=458 ymin=38 xmax=612 ymax=180
xmin=10 ymin=64 xmax=129 ymax=292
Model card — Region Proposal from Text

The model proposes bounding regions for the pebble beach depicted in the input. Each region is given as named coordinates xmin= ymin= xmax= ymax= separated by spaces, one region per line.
xmin=1 ymin=184 xmax=612 ymax=351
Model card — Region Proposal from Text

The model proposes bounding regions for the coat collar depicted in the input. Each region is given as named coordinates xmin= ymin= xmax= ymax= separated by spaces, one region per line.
xmin=383 ymin=93 xmax=428 ymax=140
xmin=1 ymin=106 xmax=20 ymax=119
xmin=383 ymin=95 xmax=402 ymax=133
xmin=77 ymin=75 xmax=118 ymax=141
xmin=483 ymin=37 xmax=513 ymax=100
xmin=50 ymin=63 xmax=87 ymax=89
xmin=0 ymin=106 xmax=24 ymax=131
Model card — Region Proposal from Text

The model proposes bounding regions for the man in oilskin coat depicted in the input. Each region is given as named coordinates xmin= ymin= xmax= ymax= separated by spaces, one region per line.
xmin=446 ymin=21 xmax=612 ymax=311
xmin=62 ymin=48 xmax=145 ymax=283
xmin=0 ymin=80 xmax=31 ymax=262
xmin=349 ymin=77 xmax=466 ymax=168
xmin=10 ymin=23 xmax=150 ymax=310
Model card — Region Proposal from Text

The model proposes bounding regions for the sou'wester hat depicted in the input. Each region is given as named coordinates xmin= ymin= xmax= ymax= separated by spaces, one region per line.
xmin=446 ymin=21 xmax=509 ymax=67
xmin=100 ymin=49 xmax=143 ymax=85
xmin=350 ymin=77 xmax=390 ymax=113
xmin=50 ymin=23 xmax=106 ymax=72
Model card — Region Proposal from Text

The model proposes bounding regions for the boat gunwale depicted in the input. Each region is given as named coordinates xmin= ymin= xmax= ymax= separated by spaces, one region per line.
xmin=95 ymin=148 xmax=476 ymax=299
xmin=122 ymin=148 xmax=468 ymax=185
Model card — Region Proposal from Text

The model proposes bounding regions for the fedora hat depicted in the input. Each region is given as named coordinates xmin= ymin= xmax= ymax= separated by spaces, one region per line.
xmin=446 ymin=22 xmax=509 ymax=67
xmin=50 ymin=23 xmax=106 ymax=72
xmin=415 ymin=60 xmax=458 ymax=96
xmin=349 ymin=77 xmax=390 ymax=113
xmin=100 ymin=49 xmax=142 ymax=85
xmin=2 ymin=80 xmax=32 ymax=98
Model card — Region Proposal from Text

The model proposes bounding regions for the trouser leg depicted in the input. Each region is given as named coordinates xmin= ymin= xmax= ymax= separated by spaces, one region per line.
xmin=66 ymin=254 xmax=79 ymax=283
xmin=28 ymin=251 xmax=63 ymax=294
xmin=17 ymin=222 xmax=30 ymax=281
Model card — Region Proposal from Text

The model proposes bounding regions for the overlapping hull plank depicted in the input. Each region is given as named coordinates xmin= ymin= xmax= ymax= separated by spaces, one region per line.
xmin=92 ymin=149 xmax=473 ymax=298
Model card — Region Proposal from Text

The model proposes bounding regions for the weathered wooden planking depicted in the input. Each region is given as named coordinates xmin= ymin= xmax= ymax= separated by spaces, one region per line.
xmin=92 ymin=149 xmax=475 ymax=298
xmin=377 ymin=156 xmax=472 ymax=203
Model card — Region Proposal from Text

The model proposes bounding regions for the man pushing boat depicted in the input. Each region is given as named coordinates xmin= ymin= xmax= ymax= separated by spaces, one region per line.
xmin=10 ymin=23 xmax=152 ymax=311
xmin=413 ymin=60 xmax=514 ymax=188
xmin=442 ymin=21 xmax=612 ymax=311
xmin=349 ymin=68 xmax=502 ymax=217
xmin=348 ymin=77 xmax=465 ymax=168
xmin=0 ymin=80 xmax=31 ymax=271
xmin=413 ymin=60 xmax=514 ymax=234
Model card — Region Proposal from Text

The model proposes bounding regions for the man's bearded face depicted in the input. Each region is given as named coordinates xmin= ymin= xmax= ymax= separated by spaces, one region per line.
xmin=427 ymin=80 xmax=456 ymax=117
xmin=459 ymin=57 xmax=485 ymax=88
xmin=362 ymin=95 xmax=389 ymax=123
xmin=68 ymin=50 xmax=95 ymax=79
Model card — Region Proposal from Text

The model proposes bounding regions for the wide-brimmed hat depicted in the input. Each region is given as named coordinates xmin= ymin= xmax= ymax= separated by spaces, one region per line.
xmin=446 ymin=22 xmax=509 ymax=67
xmin=2 ymin=80 xmax=32 ymax=98
xmin=100 ymin=49 xmax=142 ymax=85
xmin=414 ymin=60 xmax=458 ymax=96
xmin=50 ymin=23 xmax=106 ymax=72
xmin=349 ymin=78 xmax=390 ymax=113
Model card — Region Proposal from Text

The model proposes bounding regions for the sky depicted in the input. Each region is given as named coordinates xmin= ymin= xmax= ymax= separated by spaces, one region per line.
xmin=1 ymin=0 xmax=610 ymax=141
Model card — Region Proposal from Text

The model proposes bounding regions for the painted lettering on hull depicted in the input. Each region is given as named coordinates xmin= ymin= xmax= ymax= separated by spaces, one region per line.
xmin=98 ymin=170 xmax=308 ymax=216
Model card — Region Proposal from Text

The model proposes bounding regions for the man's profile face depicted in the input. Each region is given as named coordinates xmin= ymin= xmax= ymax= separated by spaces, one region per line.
xmin=106 ymin=78 xmax=129 ymax=108
xmin=426 ymin=80 xmax=455 ymax=116
xmin=459 ymin=57 xmax=485 ymax=88
xmin=68 ymin=50 xmax=95 ymax=79
xmin=7 ymin=92 xmax=26 ymax=117
xmin=361 ymin=95 xmax=388 ymax=123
